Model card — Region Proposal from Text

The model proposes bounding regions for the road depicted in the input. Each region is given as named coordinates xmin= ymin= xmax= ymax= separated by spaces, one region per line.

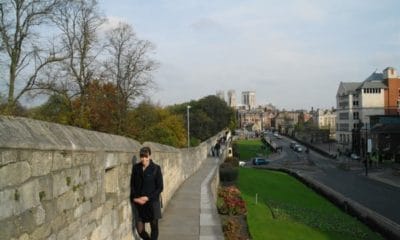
xmin=267 ymin=133 xmax=400 ymax=225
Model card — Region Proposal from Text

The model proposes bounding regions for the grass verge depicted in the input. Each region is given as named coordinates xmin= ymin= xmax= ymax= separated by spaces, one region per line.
xmin=238 ymin=168 xmax=383 ymax=240
xmin=236 ymin=139 xmax=270 ymax=161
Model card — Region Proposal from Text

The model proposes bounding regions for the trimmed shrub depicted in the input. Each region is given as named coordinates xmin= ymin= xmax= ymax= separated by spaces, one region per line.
xmin=220 ymin=163 xmax=239 ymax=182
xmin=224 ymin=156 xmax=239 ymax=167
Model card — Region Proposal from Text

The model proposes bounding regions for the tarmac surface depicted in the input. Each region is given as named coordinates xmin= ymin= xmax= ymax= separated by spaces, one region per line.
xmin=159 ymin=156 xmax=224 ymax=240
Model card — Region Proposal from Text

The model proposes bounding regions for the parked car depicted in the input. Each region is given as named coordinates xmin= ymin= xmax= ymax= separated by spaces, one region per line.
xmin=350 ymin=153 xmax=360 ymax=160
xmin=239 ymin=161 xmax=246 ymax=167
xmin=252 ymin=157 xmax=269 ymax=165
xmin=273 ymin=133 xmax=282 ymax=139
xmin=290 ymin=141 xmax=297 ymax=149
xmin=294 ymin=144 xmax=303 ymax=152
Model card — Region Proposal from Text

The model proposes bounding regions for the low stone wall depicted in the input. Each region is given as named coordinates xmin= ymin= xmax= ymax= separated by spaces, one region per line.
xmin=270 ymin=167 xmax=400 ymax=240
xmin=0 ymin=116 xmax=220 ymax=240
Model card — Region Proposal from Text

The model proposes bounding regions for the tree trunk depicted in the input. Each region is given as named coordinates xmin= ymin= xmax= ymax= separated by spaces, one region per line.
xmin=6 ymin=63 xmax=17 ymax=114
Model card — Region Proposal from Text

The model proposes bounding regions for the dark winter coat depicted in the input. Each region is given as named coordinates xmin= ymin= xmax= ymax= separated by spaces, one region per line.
xmin=130 ymin=160 xmax=163 ymax=222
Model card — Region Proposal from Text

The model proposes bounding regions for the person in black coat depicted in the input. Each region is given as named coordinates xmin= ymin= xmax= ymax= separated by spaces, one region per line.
xmin=130 ymin=147 xmax=163 ymax=240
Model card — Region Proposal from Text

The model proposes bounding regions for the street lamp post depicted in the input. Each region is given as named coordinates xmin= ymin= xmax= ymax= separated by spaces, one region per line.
xmin=187 ymin=105 xmax=191 ymax=148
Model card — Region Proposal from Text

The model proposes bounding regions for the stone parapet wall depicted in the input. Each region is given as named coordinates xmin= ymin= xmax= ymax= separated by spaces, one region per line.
xmin=0 ymin=116 xmax=221 ymax=240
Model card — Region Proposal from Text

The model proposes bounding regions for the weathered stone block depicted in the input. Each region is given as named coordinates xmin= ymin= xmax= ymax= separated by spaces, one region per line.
xmin=73 ymin=152 xmax=93 ymax=166
xmin=112 ymin=209 xmax=119 ymax=230
xmin=105 ymin=153 xmax=118 ymax=169
xmin=0 ymin=161 xmax=31 ymax=188
xmin=74 ymin=201 xmax=91 ymax=218
xmin=93 ymin=152 xmax=105 ymax=173
xmin=18 ymin=207 xmax=37 ymax=233
xmin=14 ymin=179 xmax=40 ymax=215
xmin=42 ymin=201 xmax=57 ymax=223
xmin=104 ymin=167 xmax=119 ymax=194
xmin=70 ymin=222 xmax=96 ymax=240
xmin=0 ymin=188 xmax=15 ymax=220
xmin=56 ymin=190 xmax=78 ymax=213
xmin=34 ymin=205 xmax=45 ymax=225
xmin=80 ymin=165 xmax=91 ymax=184
xmin=52 ymin=171 xmax=70 ymax=197
xmin=77 ymin=222 xmax=96 ymax=240
xmin=56 ymin=220 xmax=80 ymax=240
xmin=18 ymin=233 xmax=29 ymax=240
xmin=47 ymin=233 xmax=56 ymax=240
xmin=30 ymin=223 xmax=51 ymax=240
xmin=0 ymin=150 xmax=18 ymax=166
xmin=49 ymin=215 xmax=66 ymax=233
xmin=19 ymin=150 xmax=32 ymax=162
xmin=52 ymin=151 xmax=72 ymax=171
xmin=30 ymin=151 xmax=52 ymax=176
xmin=91 ymin=212 xmax=113 ymax=240
xmin=0 ymin=216 xmax=19 ymax=240
xmin=38 ymin=176 xmax=53 ymax=201
xmin=83 ymin=181 xmax=97 ymax=199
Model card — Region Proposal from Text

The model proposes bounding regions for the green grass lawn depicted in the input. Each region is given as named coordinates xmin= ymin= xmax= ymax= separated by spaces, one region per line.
xmin=238 ymin=168 xmax=383 ymax=240
xmin=236 ymin=139 xmax=270 ymax=161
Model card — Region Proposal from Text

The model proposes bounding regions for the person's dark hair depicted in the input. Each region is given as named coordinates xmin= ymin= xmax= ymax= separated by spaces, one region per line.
xmin=140 ymin=147 xmax=151 ymax=157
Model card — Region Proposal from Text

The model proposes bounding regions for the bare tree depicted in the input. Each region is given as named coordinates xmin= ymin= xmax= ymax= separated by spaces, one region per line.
xmin=0 ymin=0 xmax=64 ymax=114
xmin=103 ymin=22 xmax=157 ymax=132
xmin=49 ymin=0 xmax=104 ymax=126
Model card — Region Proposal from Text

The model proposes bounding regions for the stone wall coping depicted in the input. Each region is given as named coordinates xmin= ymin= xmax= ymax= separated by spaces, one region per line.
xmin=142 ymin=141 xmax=180 ymax=153
xmin=0 ymin=116 xmax=141 ymax=152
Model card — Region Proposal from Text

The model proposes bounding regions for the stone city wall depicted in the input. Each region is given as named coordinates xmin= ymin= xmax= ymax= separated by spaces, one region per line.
xmin=0 ymin=116 xmax=220 ymax=240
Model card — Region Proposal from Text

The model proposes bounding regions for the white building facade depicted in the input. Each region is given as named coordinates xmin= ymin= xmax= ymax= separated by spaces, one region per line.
xmin=336 ymin=72 xmax=387 ymax=151
xmin=312 ymin=109 xmax=336 ymax=139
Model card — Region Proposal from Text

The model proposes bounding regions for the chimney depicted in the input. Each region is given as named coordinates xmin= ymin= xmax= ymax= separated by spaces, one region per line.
xmin=383 ymin=67 xmax=397 ymax=79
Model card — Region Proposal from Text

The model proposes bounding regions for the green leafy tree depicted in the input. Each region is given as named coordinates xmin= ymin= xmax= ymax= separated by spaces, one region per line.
xmin=126 ymin=101 xmax=187 ymax=147
xmin=29 ymin=94 xmax=73 ymax=124
xmin=169 ymin=95 xmax=236 ymax=142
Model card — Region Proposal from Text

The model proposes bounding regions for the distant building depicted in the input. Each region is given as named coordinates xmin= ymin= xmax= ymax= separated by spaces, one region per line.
xmin=311 ymin=108 xmax=336 ymax=139
xmin=370 ymin=115 xmax=400 ymax=162
xmin=227 ymin=90 xmax=237 ymax=108
xmin=272 ymin=111 xmax=302 ymax=134
xmin=216 ymin=90 xmax=225 ymax=102
xmin=336 ymin=67 xmax=400 ymax=153
xmin=238 ymin=105 xmax=278 ymax=131
xmin=242 ymin=91 xmax=256 ymax=109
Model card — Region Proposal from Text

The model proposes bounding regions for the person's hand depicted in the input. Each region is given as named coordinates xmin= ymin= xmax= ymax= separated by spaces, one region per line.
xmin=140 ymin=196 xmax=149 ymax=202
xmin=133 ymin=196 xmax=149 ymax=205
xmin=134 ymin=197 xmax=146 ymax=205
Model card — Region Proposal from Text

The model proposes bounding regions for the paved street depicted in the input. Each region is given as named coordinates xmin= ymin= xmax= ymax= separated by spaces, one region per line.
xmin=268 ymin=135 xmax=400 ymax=225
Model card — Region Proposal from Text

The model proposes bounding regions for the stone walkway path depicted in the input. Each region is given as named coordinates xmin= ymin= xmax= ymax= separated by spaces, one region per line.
xmin=159 ymin=157 xmax=224 ymax=240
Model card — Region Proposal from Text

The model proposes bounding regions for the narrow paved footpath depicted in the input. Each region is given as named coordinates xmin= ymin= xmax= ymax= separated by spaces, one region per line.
xmin=159 ymin=157 xmax=224 ymax=240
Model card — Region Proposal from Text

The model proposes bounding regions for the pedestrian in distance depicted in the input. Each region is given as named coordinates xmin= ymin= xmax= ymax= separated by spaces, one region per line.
xmin=130 ymin=147 xmax=164 ymax=240
xmin=215 ymin=142 xmax=221 ymax=157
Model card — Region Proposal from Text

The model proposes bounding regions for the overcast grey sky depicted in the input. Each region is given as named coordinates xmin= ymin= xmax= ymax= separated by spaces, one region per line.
xmin=99 ymin=0 xmax=400 ymax=110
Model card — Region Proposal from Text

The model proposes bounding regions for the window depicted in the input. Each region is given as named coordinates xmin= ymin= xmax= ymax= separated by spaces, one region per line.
xmin=339 ymin=112 xmax=349 ymax=120
xmin=353 ymin=112 xmax=359 ymax=120
xmin=353 ymin=101 xmax=359 ymax=106
xmin=339 ymin=123 xmax=349 ymax=131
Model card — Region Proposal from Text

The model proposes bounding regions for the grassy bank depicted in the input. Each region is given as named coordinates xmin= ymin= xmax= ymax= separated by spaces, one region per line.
xmin=235 ymin=139 xmax=270 ymax=161
xmin=238 ymin=168 xmax=383 ymax=240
